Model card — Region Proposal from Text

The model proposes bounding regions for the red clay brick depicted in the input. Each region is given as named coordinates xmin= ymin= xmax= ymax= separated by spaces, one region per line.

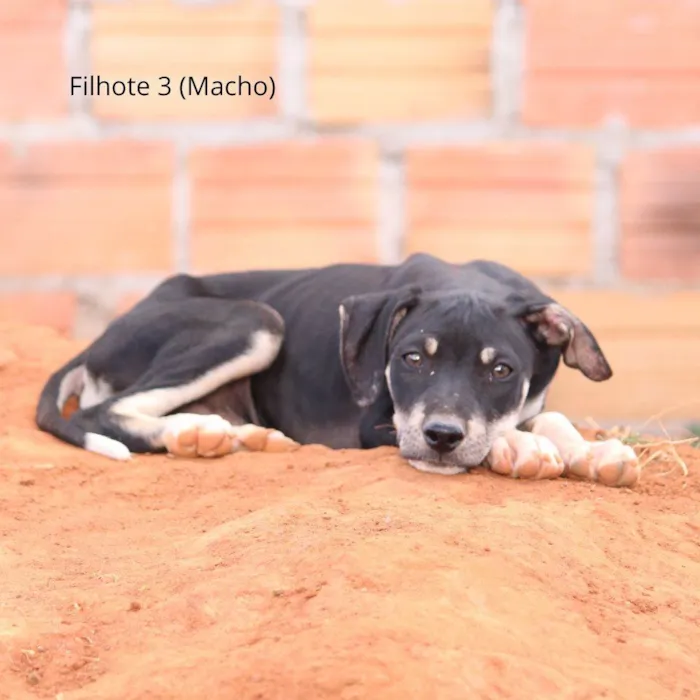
xmin=522 ymin=0 xmax=700 ymax=128
xmin=620 ymin=147 xmax=700 ymax=282
xmin=405 ymin=143 xmax=595 ymax=278
xmin=308 ymin=0 xmax=492 ymax=124
xmin=0 ymin=142 xmax=174 ymax=275
xmin=190 ymin=140 xmax=380 ymax=273
xmin=0 ymin=0 xmax=67 ymax=120
xmin=0 ymin=292 xmax=76 ymax=335
xmin=91 ymin=0 xmax=279 ymax=121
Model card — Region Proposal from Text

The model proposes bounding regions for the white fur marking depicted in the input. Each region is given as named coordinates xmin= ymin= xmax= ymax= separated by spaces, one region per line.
xmin=519 ymin=379 xmax=531 ymax=411
xmin=519 ymin=389 xmax=546 ymax=425
xmin=424 ymin=337 xmax=438 ymax=356
xmin=111 ymin=330 xmax=282 ymax=445
xmin=57 ymin=365 xmax=85 ymax=409
xmin=338 ymin=305 xmax=347 ymax=328
xmin=80 ymin=372 xmax=114 ymax=409
xmin=480 ymin=347 xmax=496 ymax=364
xmin=390 ymin=308 xmax=409 ymax=338
xmin=393 ymin=401 xmax=423 ymax=435
xmin=466 ymin=416 xmax=487 ymax=439
xmin=385 ymin=365 xmax=394 ymax=400
xmin=489 ymin=410 xmax=521 ymax=440
xmin=84 ymin=432 xmax=131 ymax=461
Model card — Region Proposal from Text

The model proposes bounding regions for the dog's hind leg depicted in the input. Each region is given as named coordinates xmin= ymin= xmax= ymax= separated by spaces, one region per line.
xmin=64 ymin=299 xmax=299 ymax=460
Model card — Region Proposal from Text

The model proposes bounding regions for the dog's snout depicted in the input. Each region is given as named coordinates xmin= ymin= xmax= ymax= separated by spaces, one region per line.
xmin=423 ymin=421 xmax=465 ymax=454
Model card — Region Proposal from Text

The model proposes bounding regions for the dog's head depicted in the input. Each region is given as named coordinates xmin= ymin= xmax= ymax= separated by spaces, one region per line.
xmin=339 ymin=285 xmax=611 ymax=474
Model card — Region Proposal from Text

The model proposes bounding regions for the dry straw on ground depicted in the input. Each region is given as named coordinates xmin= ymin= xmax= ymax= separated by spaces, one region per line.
xmin=584 ymin=399 xmax=700 ymax=479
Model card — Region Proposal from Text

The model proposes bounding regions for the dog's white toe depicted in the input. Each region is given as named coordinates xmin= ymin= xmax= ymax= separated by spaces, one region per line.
xmin=162 ymin=414 xmax=235 ymax=458
xmin=487 ymin=430 xmax=565 ymax=480
xmin=565 ymin=439 xmax=640 ymax=487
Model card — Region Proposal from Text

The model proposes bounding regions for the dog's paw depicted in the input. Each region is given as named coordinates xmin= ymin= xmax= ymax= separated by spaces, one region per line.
xmin=162 ymin=416 xmax=300 ymax=458
xmin=163 ymin=414 xmax=237 ymax=458
xmin=487 ymin=430 xmax=565 ymax=480
xmin=564 ymin=438 xmax=640 ymax=488
xmin=231 ymin=424 xmax=300 ymax=453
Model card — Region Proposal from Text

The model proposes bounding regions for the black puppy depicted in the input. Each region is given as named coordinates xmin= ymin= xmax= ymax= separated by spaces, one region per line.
xmin=36 ymin=253 xmax=639 ymax=486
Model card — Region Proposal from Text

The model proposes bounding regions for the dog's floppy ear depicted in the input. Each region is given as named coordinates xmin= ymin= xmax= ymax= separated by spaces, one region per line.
xmin=339 ymin=285 xmax=422 ymax=407
xmin=516 ymin=299 xmax=612 ymax=381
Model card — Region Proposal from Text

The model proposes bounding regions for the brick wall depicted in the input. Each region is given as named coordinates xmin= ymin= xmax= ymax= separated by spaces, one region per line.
xmin=2 ymin=0 xmax=700 ymax=427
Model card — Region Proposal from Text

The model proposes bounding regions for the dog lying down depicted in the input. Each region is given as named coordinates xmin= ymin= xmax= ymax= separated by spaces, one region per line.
xmin=36 ymin=254 xmax=640 ymax=488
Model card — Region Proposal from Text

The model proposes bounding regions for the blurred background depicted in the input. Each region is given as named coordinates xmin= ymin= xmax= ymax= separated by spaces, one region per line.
xmin=2 ymin=0 xmax=699 ymax=432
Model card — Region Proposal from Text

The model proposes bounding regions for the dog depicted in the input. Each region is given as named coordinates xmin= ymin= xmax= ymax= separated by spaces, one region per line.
xmin=36 ymin=253 xmax=639 ymax=487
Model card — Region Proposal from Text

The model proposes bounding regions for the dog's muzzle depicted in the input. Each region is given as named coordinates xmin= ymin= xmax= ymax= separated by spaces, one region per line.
xmin=394 ymin=407 xmax=490 ymax=475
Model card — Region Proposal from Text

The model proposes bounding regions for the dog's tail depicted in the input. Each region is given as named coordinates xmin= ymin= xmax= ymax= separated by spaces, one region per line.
xmin=35 ymin=352 xmax=131 ymax=461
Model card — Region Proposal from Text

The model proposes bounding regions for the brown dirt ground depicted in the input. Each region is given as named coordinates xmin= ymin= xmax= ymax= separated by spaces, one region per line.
xmin=1 ymin=323 xmax=699 ymax=700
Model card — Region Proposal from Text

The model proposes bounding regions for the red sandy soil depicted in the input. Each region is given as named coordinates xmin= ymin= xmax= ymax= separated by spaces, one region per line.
xmin=1 ymin=323 xmax=699 ymax=700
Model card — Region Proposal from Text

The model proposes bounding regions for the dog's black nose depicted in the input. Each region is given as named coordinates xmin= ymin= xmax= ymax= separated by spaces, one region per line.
xmin=423 ymin=422 xmax=465 ymax=454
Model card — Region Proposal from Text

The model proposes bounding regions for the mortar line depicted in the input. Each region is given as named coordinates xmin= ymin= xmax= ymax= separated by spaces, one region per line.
xmin=172 ymin=142 xmax=192 ymax=273
xmin=3 ymin=275 xmax=699 ymax=293
xmin=278 ymin=0 xmax=308 ymax=128
xmin=592 ymin=122 xmax=628 ymax=286
xmin=377 ymin=150 xmax=406 ymax=265
xmin=491 ymin=0 xmax=524 ymax=131
xmin=592 ymin=160 xmax=617 ymax=285
xmin=5 ymin=119 xmax=700 ymax=148
xmin=0 ymin=275 xmax=169 ymax=295
xmin=64 ymin=0 xmax=92 ymax=121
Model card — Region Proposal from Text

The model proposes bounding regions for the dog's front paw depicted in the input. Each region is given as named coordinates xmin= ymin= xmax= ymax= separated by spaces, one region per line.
xmin=487 ymin=430 xmax=565 ymax=480
xmin=564 ymin=438 xmax=640 ymax=488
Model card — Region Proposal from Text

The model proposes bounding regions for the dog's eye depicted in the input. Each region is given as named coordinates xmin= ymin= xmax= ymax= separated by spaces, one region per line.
xmin=403 ymin=352 xmax=423 ymax=368
xmin=492 ymin=363 xmax=513 ymax=379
